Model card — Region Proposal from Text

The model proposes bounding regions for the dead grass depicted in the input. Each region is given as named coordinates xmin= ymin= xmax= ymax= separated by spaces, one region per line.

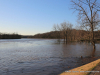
xmin=60 ymin=59 xmax=100 ymax=75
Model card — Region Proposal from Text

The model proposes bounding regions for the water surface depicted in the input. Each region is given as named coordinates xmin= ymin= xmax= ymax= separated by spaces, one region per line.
xmin=0 ymin=38 xmax=100 ymax=75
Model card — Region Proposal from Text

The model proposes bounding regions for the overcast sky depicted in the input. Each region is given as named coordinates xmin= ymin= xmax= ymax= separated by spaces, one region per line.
xmin=0 ymin=0 xmax=78 ymax=35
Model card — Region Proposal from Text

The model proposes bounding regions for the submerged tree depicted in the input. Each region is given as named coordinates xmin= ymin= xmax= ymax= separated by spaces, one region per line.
xmin=53 ymin=24 xmax=62 ymax=43
xmin=53 ymin=22 xmax=73 ymax=44
xmin=60 ymin=22 xmax=73 ymax=43
xmin=71 ymin=0 xmax=100 ymax=56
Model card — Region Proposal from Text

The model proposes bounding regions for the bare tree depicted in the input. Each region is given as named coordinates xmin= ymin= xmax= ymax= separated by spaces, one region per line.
xmin=71 ymin=0 xmax=100 ymax=56
xmin=61 ymin=22 xmax=73 ymax=42
xmin=53 ymin=24 xmax=61 ymax=43
xmin=60 ymin=22 xmax=68 ymax=43
xmin=53 ymin=22 xmax=73 ymax=44
xmin=57 ymin=22 xmax=73 ymax=43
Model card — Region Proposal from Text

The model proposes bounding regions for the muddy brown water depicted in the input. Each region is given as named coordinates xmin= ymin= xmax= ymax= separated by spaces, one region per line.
xmin=0 ymin=38 xmax=100 ymax=75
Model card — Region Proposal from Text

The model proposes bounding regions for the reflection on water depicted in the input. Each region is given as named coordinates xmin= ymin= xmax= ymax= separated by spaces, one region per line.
xmin=0 ymin=38 xmax=100 ymax=75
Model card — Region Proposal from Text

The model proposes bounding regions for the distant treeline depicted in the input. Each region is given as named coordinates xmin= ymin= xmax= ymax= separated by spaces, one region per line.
xmin=32 ymin=31 xmax=61 ymax=39
xmin=30 ymin=29 xmax=100 ymax=41
xmin=0 ymin=33 xmax=21 ymax=39
xmin=21 ymin=35 xmax=33 ymax=38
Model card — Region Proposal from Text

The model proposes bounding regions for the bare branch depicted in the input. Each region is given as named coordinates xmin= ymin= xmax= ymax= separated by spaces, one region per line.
xmin=71 ymin=0 xmax=91 ymax=23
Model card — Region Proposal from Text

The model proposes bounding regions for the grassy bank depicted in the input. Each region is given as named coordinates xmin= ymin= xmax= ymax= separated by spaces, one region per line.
xmin=60 ymin=59 xmax=100 ymax=75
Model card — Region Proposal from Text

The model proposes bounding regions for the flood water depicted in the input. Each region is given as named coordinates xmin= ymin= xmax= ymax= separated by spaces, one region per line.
xmin=0 ymin=38 xmax=100 ymax=75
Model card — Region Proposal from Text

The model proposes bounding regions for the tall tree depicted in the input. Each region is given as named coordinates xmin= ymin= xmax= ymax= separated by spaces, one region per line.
xmin=71 ymin=0 xmax=100 ymax=56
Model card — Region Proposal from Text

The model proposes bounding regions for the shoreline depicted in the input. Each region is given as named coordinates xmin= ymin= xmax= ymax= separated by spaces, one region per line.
xmin=60 ymin=58 xmax=100 ymax=75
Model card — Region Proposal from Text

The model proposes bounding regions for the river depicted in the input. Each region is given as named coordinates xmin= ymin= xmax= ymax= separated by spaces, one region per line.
xmin=0 ymin=38 xmax=100 ymax=75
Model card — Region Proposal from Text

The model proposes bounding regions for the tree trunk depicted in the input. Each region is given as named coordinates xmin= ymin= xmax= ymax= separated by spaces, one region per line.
xmin=66 ymin=31 xmax=67 ymax=44
xmin=91 ymin=10 xmax=96 ymax=57
xmin=64 ymin=31 xmax=66 ymax=43
xmin=92 ymin=44 xmax=96 ymax=57
xmin=64 ymin=37 xmax=65 ymax=43
xmin=91 ymin=22 xmax=96 ymax=57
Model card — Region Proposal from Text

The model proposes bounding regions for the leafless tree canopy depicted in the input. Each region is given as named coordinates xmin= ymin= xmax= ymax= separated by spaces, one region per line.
xmin=53 ymin=22 xmax=73 ymax=43
xmin=71 ymin=0 xmax=100 ymax=31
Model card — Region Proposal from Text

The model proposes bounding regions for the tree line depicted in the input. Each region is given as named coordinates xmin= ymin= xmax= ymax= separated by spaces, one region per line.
xmin=32 ymin=25 xmax=100 ymax=42
xmin=0 ymin=33 xmax=21 ymax=39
